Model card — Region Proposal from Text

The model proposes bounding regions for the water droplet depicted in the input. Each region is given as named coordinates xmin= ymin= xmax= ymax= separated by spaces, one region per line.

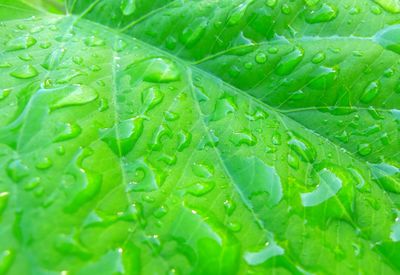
xmin=24 ymin=177 xmax=40 ymax=191
xmin=281 ymin=4 xmax=291 ymax=14
xmin=51 ymin=85 xmax=98 ymax=110
xmin=100 ymin=117 xmax=144 ymax=156
xmin=64 ymin=148 xmax=102 ymax=213
xmin=10 ymin=65 xmax=38 ymax=79
xmin=255 ymin=52 xmax=267 ymax=64
xmin=276 ymin=47 xmax=304 ymax=76
xmin=125 ymin=159 xmax=158 ymax=192
xmin=357 ymin=143 xmax=372 ymax=156
xmin=84 ymin=36 xmax=105 ymax=47
xmin=42 ymin=48 xmax=66 ymax=70
xmin=373 ymin=0 xmax=400 ymax=13
xmin=308 ymin=67 xmax=338 ymax=89
xmin=226 ymin=221 xmax=242 ymax=232
xmin=360 ymin=81 xmax=380 ymax=103
xmin=227 ymin=1 xmax=250 ymax=26
xmin=35 ymin=157 xmax=52 ymax=170
xmin=288 ymin=133 xmax=316 ymax=163
xmin=186 ymin=181 xmax=215 ymax=196
xmin=210 ymin=96 xmax=237 ymax=121
xmin=244 ymin=241 xmax=284 ymax=266
xmin=301 ymin=165 xmax=344 ymax=207
xmin=149 ymin=124 xmax=173 ymax=151
xmin=6 ymin=159 xmax=28 ymax=182
xmin=0 ymin=62 xmax=12 ymax=68
xmin=0 ymin=249 xmax=15 ymax=274
xmin=312 ymin=51 xmax=326 ymax=64
xmin=120 ymin=0 xmax=136 ymax=15
xmin=137 ymin=58 xmax=180 ymax=83
xmin=0 ymin=192 xmax=10 ymax=217
xmin=222 ymin=199 xmax=236 ymax=217
xmin=177 ymin=130 xmax=192 ymax=151
xmin=304 ymin=3 xmax=338 ymax=23
xmin=266 ymin=0 xmax=277 ymax=8
xmin=230 ymin=129 xmax=257 ymax=146
xmin=192 ymin=163 xmax=214 ymax=179
xmin=0 ymin=89 xmax=11 ymax=101
xmin=113 ymin=39 xmax=128 ymax=52
xmin=375 ymin=25 xmax=400 ymax=54
xmin=54 ymin=122 xmax=82 ymax=142
xmin=164 ymin=111 xmax=180 ymax=121
xmin=141 ymin=86 xmax=164 ymax=113
xmin=225 ymin=156 xmax=283 ymax=208
xmin=180 ymin=17 xmax=208 ymax=47
xmin=5 ymin=36 xmax=36 ymax=51
xmin=370 ymin=162 xmax=400 ymax=193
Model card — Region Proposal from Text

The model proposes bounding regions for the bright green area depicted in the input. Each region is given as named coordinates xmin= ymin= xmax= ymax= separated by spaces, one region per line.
xmin=0 ymin=0 xmax=400 ymax=274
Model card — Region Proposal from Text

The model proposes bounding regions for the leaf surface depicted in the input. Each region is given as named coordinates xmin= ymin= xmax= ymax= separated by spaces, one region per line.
xmin=0 ymin=0 xmax=400 ymax=274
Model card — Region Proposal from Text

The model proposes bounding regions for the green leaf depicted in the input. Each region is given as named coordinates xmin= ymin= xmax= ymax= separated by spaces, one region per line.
xmin=1 ymin=0 xmax=400 ymax=274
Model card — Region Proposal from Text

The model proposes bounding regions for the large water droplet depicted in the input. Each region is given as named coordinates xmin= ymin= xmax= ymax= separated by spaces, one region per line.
xmin=41 ymin=48 xmax=66 ymax=70
xmin=0 ymin=192 xmax=10 ymax=218
xmin=360 ymin=81 xmax=380 ymax=103
xmin=51 ymin=85 xmax=98 ymax=110
xmin=301 ymin=166 xmax=343 ymax=207
xmin=6 ymin=159 xmax=28 ymax=182
xmin=120 ymin=0 xmax=136 ymax=16
xmin=138 ymin=58 xmax=180 ymax=83
xmin=276 ymin=47 xmax=304 ymax=76
xmin=244 ymin=241 xmax=284 ymax=266
xmin=373 ymin=0 xmax=400 ymax=13
xmin=180 ymin=17 xmax=208 ymax=48
xmin=370 ymin=162 xmax=400 ymax=193
xmin=230 ymin=129 xmax=257 ymax=146
xmin=10 ymin=65 xmax=38 ymax=79
xmin=304 ymin=3 xmax=338 ymax=23
xmin=375 ymin=25 xmax=400 ymax=54
xmin=100 ymin=117 xmax=144 ymax=156
xmin=54 ymin=122 xmax=82 ymax=142
xmin=6 ymin=36 xmax=36 ymax=51
xmin=288 ymin=133 xmax=316 ymax=163
xmin=225 ymin=156 xmax=283 ymax=208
